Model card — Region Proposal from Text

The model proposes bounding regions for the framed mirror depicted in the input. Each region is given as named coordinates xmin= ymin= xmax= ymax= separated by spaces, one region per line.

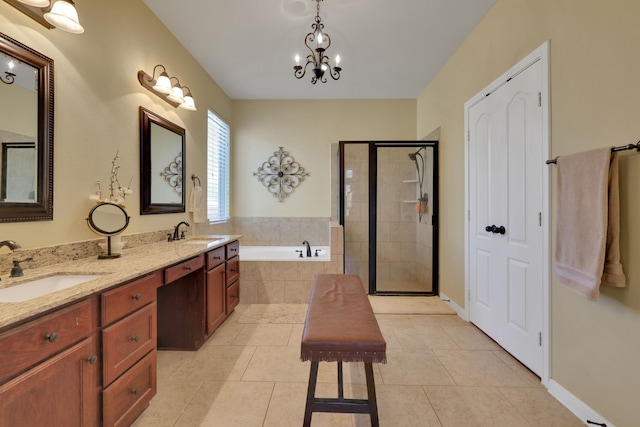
xmin=0 ymin=32 xmax=53 ymax=222
xmin=139 ymin=107 xmax=185 ymax=214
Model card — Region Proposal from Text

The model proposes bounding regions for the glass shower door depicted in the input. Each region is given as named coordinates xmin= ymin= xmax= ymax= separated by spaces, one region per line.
xmin=374 ymin=144 xmax=436 ymax=294
xmin=340 ymin=142 xmax=438 ymax=295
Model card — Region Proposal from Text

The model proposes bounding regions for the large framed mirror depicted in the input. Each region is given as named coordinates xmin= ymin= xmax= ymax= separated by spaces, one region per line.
xmin=0 ymin=32 xmax=53 ymax=222
xmin=139 ymin=107 xmax=185 ymax=214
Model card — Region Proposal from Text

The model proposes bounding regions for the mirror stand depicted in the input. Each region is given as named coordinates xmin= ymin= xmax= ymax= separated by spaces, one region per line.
xmin=99 ymin=234 xmax=123 ymax=259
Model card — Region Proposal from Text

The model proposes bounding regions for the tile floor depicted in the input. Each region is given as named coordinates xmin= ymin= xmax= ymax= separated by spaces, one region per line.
xmin=132 ymin=303 xmax=583 ymax=427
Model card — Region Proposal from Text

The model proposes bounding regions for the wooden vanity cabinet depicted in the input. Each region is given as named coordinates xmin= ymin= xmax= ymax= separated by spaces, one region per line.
xmin=225 ymin=241 xmax=240 ymax=315
xmin=101 ymin=271 xmax=160 ymax=427
xmin=0 ymin=297 xmax=101 ymax=427
xmin=157 ymin=254 xmax=206 ymax=350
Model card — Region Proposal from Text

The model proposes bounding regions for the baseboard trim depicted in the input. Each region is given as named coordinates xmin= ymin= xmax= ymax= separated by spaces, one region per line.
xmin=438 ymin=292 xmax=468 ymax=321
xmin=547 ymin=379 xmax=614 ymax=427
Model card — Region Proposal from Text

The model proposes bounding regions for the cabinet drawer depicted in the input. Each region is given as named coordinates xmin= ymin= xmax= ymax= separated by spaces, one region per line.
xmin=226 ymin=281 xmax=240 ymax=315
xmin=103 ymin=350 xmax=156 ymax=427
xmin=226 ymin=257 xmax=240 ymax=286
xmin=226 ymin=240 xmax=239 ymax=260
xmin=0 ymin=298 xmax=97 ymax=384
xmin=164 ymin=254 xmax=204 ymax=284
xmin=206 ymin=246 xmax=225 ymax=270
xmin=102 ymin=272 xmax=159 ymax=325
xmin=102 ymin=302 xmax=156 ymax=386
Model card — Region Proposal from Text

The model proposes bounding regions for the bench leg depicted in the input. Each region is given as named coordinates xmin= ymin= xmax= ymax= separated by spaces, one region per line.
xmin=364 ymin=362 xmax=379 ymax=427
xmin=303 ymin=361 xmax=319 ymax=427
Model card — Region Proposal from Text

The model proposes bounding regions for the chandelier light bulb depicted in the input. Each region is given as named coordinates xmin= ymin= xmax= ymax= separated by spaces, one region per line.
xmin=335 ymin=55 xmax=341 ymax=67
xmin=295 ymin=55 xmax=300 ymax=65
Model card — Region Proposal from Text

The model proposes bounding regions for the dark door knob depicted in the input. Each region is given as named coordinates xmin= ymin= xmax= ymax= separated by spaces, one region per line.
xmin=485 ymin=225 xmax=506 ymax=234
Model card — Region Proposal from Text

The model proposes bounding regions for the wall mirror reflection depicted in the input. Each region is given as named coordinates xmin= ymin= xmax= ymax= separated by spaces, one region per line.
xmin=0 ymin=32 xmax=53 ymax=222
xmin=139 ymin=106 xmax=185 ymax=214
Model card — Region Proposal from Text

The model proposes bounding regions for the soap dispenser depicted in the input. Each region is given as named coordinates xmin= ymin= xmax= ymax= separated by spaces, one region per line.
xmin=10 ymin=259 xmax=24 ymax=278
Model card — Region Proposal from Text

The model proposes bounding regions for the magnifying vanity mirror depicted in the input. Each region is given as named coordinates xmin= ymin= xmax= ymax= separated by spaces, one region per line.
xmin=86 ymin=202 xmax=130 ymax=259
xmin=0 ymin=32 xmax=54 ymax=222
xmin=139 ymin=107 xmax=186 ymax=214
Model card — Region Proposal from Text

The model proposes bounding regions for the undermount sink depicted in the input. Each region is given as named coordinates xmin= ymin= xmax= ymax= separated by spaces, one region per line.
xmin=181 ymin=238 xmax=223 ymax=245
xmin=0 ymin=274 xmax=104 ymax=303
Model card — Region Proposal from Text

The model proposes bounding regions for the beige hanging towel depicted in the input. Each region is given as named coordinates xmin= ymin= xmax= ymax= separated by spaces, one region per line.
xmin=554 ymin=147 xmax=626 ymax=301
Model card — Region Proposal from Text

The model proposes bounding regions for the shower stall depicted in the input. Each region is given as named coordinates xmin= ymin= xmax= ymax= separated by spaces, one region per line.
xmin=339 ymin=141 xmax=439 ymax=295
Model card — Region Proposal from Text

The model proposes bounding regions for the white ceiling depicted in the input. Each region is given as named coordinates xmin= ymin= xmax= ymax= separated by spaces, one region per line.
xmin=142 ymin=0 xmax=496 ymax=100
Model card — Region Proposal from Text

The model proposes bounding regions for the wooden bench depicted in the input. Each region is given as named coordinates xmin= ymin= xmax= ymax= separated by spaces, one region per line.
xmin=301 ymin=274 xmax=386 ymax=426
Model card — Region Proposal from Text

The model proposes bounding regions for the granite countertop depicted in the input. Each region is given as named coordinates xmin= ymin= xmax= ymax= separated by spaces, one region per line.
xmin=0 ymin=235 xmax=241 ymax=330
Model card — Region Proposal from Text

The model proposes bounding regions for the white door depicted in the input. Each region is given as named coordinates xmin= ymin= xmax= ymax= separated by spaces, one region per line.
xmin=467 ymin=59 xmax=544 ymax=376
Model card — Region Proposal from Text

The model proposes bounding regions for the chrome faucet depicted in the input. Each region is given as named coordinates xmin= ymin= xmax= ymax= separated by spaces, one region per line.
xmin=302 ymin=240 xmax=311 ymax=257
xmin=172 ymin=221 xmax=190 ymax=241
xmin=0 ymin=240 xmax=20 ymax=251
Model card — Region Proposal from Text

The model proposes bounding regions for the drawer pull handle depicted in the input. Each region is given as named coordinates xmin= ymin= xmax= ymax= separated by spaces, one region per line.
xmin=184 ymin=265 xmax=192 ymax=271
xmin=130 ymin=335 xmax=140 ymax=343
xmin=132 ymin=294 xmax=142 ymax=301
xmin=230 ymin=248 xmax=237 ymax=252
xmin=131 ymin=388 xmax=140 ymax=396
xmin=45 ymin=332 xmax=58 ymax=343
xmin=87 ymin=355 xmax=98 ymax=364
xmin=230 ymin=268 xmax=237 ymax=273
xmin=214 ymin=256 xmax=221 ymax=260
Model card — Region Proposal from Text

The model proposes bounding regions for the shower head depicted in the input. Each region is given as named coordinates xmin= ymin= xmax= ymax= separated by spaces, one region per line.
xmin=408 ymin=146 xmax=426 ymax=161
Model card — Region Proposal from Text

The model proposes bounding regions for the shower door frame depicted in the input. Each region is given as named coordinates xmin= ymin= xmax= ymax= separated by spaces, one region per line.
xmin=339 ymin=141 xmax=439 ymax=296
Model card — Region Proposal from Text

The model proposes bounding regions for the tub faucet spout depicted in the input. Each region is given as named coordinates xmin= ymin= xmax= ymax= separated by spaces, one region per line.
xmin=302 ymin=240 xmax=311 ymax=257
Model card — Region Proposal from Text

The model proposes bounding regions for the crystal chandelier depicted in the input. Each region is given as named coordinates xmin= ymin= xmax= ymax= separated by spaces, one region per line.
xmin=293 ymin=0 xmax=342 ymax=84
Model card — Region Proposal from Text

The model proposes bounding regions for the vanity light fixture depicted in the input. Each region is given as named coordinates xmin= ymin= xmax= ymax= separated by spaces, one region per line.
xmin=43 ymin=0 xmax=84 ymax=34
xmin=179 ymin=86 xmax=197 ymax=111
xmin=137 ymin=65 xmax=197 ymax=111
xmin=166 ymin=77 xmax=185 ymax=104
xmin=293 ymin=0 xmax=342 ymax=84
xmin=6 ymin=0 xmax=85 ymax=34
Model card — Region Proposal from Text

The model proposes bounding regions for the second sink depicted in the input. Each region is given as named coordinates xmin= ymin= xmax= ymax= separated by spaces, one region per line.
xmin=0 ymin=274 xmax=104 ymax=303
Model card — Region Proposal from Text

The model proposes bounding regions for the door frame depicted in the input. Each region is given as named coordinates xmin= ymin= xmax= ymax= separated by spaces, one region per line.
xmin=463 ymin=41 xmax=551 ymax=385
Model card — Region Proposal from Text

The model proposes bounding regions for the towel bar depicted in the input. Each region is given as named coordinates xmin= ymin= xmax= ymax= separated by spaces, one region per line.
xmin=546 ymin=141 xmax=640 ymax=164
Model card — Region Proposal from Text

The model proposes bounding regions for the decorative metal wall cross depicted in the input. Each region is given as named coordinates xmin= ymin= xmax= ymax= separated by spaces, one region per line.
xmin=253 ymin=147 xmax=309 ymax=202
xmin=160 ymin=152 xmax=183 ymax=195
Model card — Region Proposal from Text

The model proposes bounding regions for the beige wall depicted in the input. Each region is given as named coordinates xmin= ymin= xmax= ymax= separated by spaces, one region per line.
xmin=231 ymin=99 xmax=416 ymax=218
xmin=417 ymin=1 xmax=640 ymax=425
xmin=0 ymin=0 xmax=231 ymax=248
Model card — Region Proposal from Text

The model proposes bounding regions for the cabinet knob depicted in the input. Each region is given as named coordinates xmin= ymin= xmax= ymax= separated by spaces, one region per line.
xmin=87 ymin=355 xmax=98 ymax=364
xmin=131 ymin=388 xmax=140 ymax=396
xmin=130 ymin=335 xmax=140 ymax=343
xmin=132 ymin=293 xmax=142 ymax=301
xmin=45 ymin=332 xmax=58 ymax=343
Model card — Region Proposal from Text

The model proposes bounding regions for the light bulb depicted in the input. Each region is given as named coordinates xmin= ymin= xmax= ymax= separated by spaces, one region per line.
xmin=295 ymin=54 xmax=300 ymax=65
xmin=335 ymin=55 xmax=341 ymax=67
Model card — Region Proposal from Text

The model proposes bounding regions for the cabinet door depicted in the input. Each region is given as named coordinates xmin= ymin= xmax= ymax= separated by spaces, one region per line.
xmin=0 ymin=336 xmax=100 ymax=427
xmin=207 ymin=263 xmax=226 ymax=335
